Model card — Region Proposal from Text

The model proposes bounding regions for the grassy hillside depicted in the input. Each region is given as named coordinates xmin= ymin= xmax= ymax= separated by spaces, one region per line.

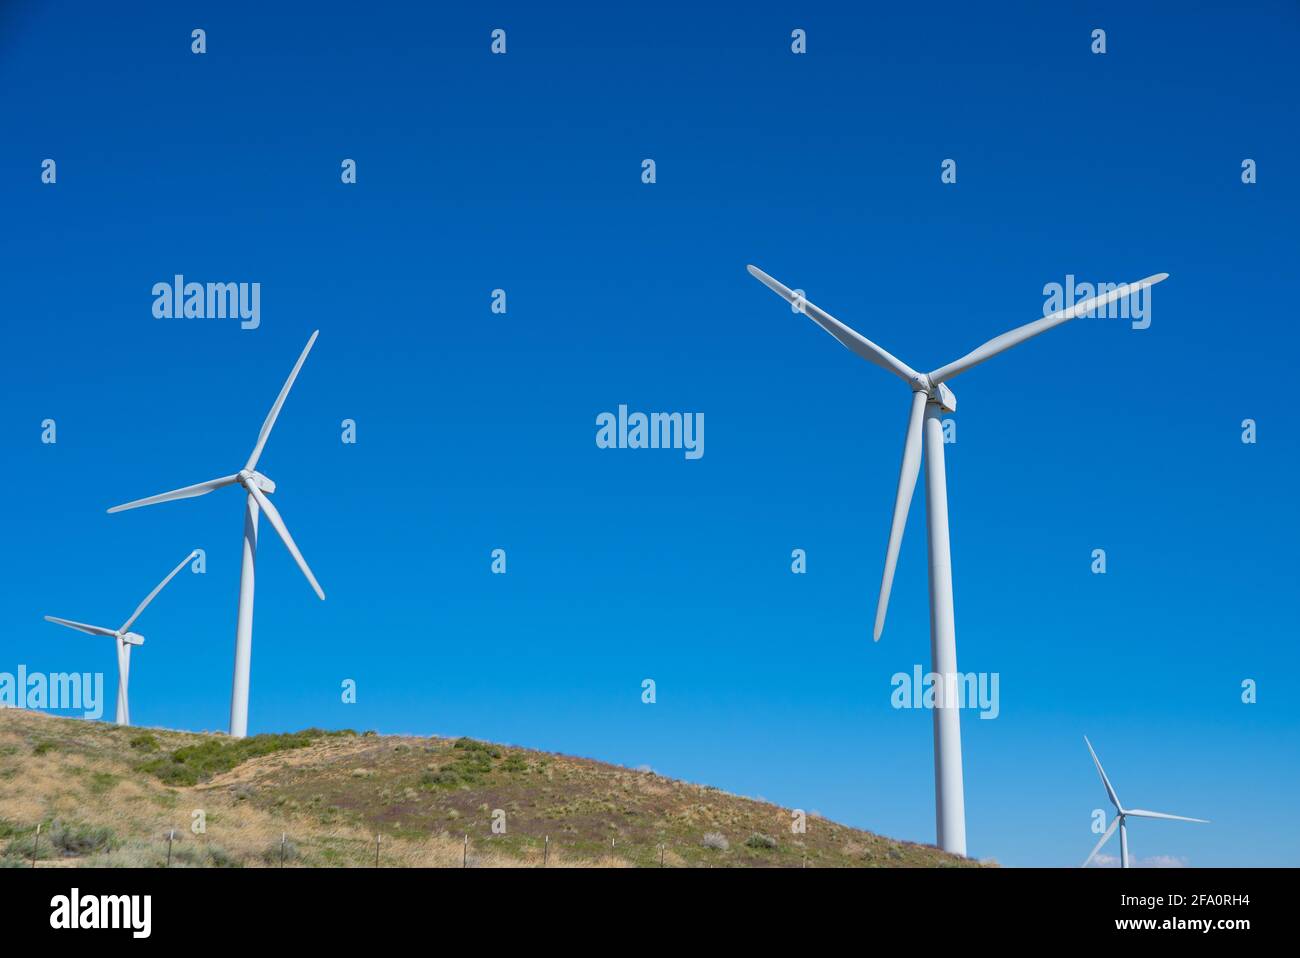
xmin=0 ymin=709 xmax=980 ymax=868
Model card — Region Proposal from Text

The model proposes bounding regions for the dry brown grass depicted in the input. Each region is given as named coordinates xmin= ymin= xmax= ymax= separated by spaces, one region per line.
xmin=0 ymin=709 xmax=983 ymax=869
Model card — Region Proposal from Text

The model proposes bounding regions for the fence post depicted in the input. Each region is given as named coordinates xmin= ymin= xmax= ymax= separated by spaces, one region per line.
xmin=280 ymin=833 xmax=287 ymax=868
xmin=659 ymin=843 xmax=664 ymax=867
xmin=375 ymin=834 xmax=381 ymax=868
xmin=463 ymin=834 xmax=468 ymax=868
xmin=543 ymin=835 xmax=548 ymax=867
xmin=31 ymin=823 xmax=41 ymax=868
xmin=167 ymin=829 xmax=174 ymax=867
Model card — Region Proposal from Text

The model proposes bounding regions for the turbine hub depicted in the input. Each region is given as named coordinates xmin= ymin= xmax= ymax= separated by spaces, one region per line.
xmin=912 ymin=375 xmax=957 ymax=413
xmin=238 ymin=469 xmax=277 ymax=494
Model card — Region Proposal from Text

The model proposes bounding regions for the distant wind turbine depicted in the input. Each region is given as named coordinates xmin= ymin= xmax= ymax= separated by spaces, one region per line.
xmin=1082 ymin=736 xmax=1208 ymax=868
xmin=44 ymin=550 xmax=198 ymax=725
xmin=107 ymin=332 xmax=325 ymax=738
xmin=748 ymin=264 xmax=1168 ymax=856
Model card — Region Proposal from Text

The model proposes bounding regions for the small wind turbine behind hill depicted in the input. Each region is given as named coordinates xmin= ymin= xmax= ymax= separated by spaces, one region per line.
xmin=44 ymin=550 xmax=198 ymax=725
xmin=1082 ymin=736 xmax=1207 ymax=868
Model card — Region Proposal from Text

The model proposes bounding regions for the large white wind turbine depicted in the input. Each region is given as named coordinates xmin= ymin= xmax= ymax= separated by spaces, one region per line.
xmin=1082 ymin=736 xmax=1207 ymax=868
xmin=107 ymin=332 xmax=325 ymax=738
xmin=44 ymin=550 xmax=198 ymax=725
xmin=748 ymin=265 xmax=1168 ymax=856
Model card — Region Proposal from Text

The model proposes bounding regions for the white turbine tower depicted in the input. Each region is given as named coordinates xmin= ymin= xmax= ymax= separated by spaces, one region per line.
xmin=748 ymin=265 xmax=1168 ymax=856
xmin=44 ymin=550 xmax=198 ymax=726
xmin=107 ymin=331 xmax=325 ymax=738
xmin=1082 ymin=736 xmax=1208 ymax=868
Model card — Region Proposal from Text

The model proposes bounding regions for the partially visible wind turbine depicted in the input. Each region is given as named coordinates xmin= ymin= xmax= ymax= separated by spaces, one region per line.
xmin=44 ymin=550 xmax=198 ymax=725
xmin=1082 ymin=736 xmax=1208 ymax=868
xmin=107 ymin=331 xmax=325 ymax=738
xmin=748 ymin=264 xmax=1169 ymax=856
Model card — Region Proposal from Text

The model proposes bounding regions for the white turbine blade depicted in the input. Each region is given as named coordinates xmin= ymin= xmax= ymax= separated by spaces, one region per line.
xmin=1124 ymin=809 xmax=1209 ymax=824
xmin=119 ymin=550 xmax=199 ymax=634
xmin=929 ymin=273 xmax=1169 ymax=384
xmin=873 ymin=390 xmax=928 ymax=641
xmin=44 ymin=616 xmax=117 ymax=638
xmin=1084 ymin=736 xmax=1123 ymax=811
xmin=1081 ymin=816 xmax=1119 ymax=868
xmin=245 ymin=484 xmax=325 ymax=600
xmin=747 ymin=266 xmax=918 ymax=383
xmin=107 ymin=474 xmax=240 ymax=514
xmin=245 ymin=330 xmax=319 ymax=471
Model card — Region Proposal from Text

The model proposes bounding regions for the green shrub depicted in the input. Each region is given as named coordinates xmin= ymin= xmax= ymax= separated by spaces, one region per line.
xmin=456 ymin=752 xmax=492 ymax=773
xmin=168 ymin=843 xmax=243 ymax=868
xmin=32 ymin=741 xmax=55 ymax=756
xmin=48 ymin=820 xmax=117 ymax=856
xmin=745 ymin=833 xmax=778 ymax=851
xmin=453 ymin=737 xmax=500 ymax=758
xmin=129 ymin=733 xmax=160 ymax=752
xmin=206 ymin=844 xmax=242 ymax=868
xmin=300 ymin=727 xmax=357 ymax=738
xmin=420 ymin=768 xmax=461 ymax=789
xmin=170 ymin=844 xmax=205 ymax=867
xmin=702 ymin=832 xmax=729 ymax=851
xmin=85 ymin=842 xmax=164 ymax=868
xmin=261 ymin=839 xmax=299 ymax=865
xmin=88 ymin=771 xmax=119 ymax=795
xmin=139 ymin=730 xmax=320 ymax=786
xmin=450 ymin=740 xmax=497 ymax=780
xmin=2 ymin=836 xmax=34 ymax=859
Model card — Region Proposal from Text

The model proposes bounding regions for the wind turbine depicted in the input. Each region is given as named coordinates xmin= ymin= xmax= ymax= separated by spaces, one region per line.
xmin=107 ymin=331 xmax=325 ymax=738
xmin=1082 ymin=736 xmax=1207 ymax=867
xmin=44 ymin=550 xmax=198 ymax=725
xmin=747 ymin=265 xmax=1168 ymax=856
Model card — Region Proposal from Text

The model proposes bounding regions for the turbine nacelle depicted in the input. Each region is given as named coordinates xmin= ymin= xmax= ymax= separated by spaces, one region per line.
xmin=120 ymin=631 xmax=145 ymax=647
xmin=238 ymin=470 xmax=276 ymax=494
xmin=912 ymin=375 xmax=957 ymax=413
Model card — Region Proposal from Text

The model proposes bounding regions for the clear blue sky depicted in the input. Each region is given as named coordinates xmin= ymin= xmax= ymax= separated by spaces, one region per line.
xmin=1 ymin=2 xmax=1296 ymax=867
